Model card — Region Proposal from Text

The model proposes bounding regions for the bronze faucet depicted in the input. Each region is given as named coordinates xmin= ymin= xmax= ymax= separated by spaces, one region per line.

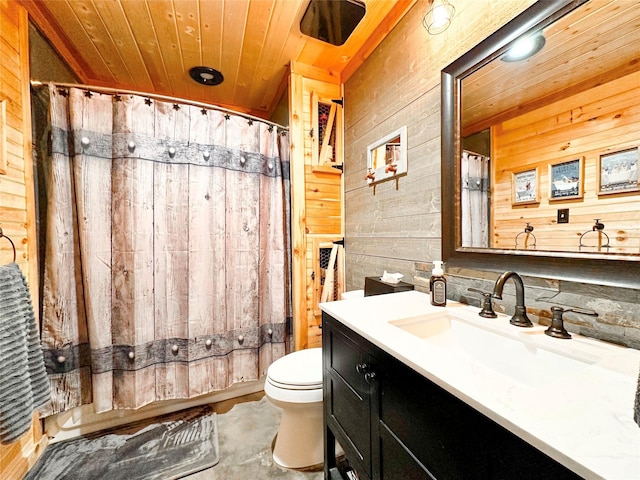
xmin=492 ymin=271 xmax=533 ymax=327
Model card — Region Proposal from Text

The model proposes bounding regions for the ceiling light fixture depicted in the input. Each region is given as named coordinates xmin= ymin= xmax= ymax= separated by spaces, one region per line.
xmin=501 ymin=33 xmax=546 ymax=62
xmin=423 ymin=0 xmax=455 ymax=35
xmin=189 ymin=66 xmax=224 ymax=86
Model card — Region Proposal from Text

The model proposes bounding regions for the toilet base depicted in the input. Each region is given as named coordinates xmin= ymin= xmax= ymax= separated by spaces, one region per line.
xmin=271 ymin=401 xmax=324 ymax=469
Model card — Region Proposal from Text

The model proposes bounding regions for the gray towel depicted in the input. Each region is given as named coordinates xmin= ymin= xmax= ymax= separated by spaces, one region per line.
xmin=635 ymin=363 xmax=640 ymax=428
xmin=0 ymin=262 xmax=51 ymax=444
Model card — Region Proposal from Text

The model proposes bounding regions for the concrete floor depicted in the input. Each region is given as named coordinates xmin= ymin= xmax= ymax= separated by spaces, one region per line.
xmin=184 ymin=393 xmax=324 ymax=480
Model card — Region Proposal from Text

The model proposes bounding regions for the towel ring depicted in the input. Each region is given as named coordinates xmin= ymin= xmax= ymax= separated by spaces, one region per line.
xmin=515 ymin=223 xmax=536 ymax=249
xmin=579 ymin=219 xmax=610 ymax=252
xmin=0 ymin=227 xmax=17 ymax=263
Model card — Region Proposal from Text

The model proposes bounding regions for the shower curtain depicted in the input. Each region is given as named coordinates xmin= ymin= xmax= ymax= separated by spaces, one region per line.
xmin=461 ymin=150 xmax=489 ymax=248
xmin=37 ymin=85 xmax=291 ymax=415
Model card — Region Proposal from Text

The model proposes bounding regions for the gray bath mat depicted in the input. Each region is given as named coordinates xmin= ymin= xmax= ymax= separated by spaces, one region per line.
xmin=25 ymin=405 xmax=218 ymax=480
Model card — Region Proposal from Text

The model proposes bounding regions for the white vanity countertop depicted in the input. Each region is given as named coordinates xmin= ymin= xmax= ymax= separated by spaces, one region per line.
xmin=320 ymin=291 xmax=640 ymax=480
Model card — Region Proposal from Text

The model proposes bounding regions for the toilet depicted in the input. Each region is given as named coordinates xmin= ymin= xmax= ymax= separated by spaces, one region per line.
xmin=264 ymin=347 xmax=324 ymax=469
xmin=340 ymin=289 xmax=364 ymax=300
xmin=265 ymin=290 xmax=361 ymax=469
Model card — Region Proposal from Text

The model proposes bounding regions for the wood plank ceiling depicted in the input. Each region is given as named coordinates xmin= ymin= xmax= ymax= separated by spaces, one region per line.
xmin=462 ymin=0 xmax=640 ymax=135
xmin=19 ymin=0 xmax=416 ymax=119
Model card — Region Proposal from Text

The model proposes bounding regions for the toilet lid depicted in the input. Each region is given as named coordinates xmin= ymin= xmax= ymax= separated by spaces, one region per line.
xmin=267 ymin=348 xmax=322 ymax=388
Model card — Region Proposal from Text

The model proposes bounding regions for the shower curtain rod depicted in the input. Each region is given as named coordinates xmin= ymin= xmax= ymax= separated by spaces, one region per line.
xmin=30 ymin=80 xmax=289 ymax=131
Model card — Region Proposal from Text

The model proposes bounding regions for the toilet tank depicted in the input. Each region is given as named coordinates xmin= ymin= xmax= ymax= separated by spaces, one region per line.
xmin=364 ymin=277 xmax=414 ymax=297
xmin=341 ymin=290 xmax=364 ymax=300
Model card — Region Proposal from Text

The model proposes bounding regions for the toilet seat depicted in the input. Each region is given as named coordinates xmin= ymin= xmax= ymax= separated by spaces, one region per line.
xmin=266 ymin=348 xmax=322 ymax=390
xmin=266 ymin=377 xmax=322 ymax=390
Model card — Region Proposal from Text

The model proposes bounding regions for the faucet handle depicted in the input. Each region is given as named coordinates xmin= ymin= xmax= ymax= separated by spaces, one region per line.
xmin=467 ymin=288 xmax=498 ymax=318
xmin=560 ymin=307 xmax=598 ymax=317
xmin=545 ymin=306 xmax=598 ymax=339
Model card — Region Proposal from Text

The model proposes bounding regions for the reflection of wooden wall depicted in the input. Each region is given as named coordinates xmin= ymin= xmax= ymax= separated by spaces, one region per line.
xmin=0 ymin=1 xmax=46 ymax=478
xmin=492 ymin=70 xmax=640 ymax=253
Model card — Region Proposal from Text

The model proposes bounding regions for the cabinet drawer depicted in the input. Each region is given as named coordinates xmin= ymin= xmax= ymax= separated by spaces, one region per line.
xmin=327 ymin=372 xmax=371 ymax=473
xmin=327 ymin=320 xmax=369 ymax=396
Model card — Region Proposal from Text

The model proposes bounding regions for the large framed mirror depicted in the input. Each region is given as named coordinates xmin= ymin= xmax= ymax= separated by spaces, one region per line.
xmin=441 ymin=0 xmax=640 ymax=288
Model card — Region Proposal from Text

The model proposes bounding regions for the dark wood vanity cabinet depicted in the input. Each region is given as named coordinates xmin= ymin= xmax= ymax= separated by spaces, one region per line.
xmin=322 ymin=312 xmax=583 ymax=480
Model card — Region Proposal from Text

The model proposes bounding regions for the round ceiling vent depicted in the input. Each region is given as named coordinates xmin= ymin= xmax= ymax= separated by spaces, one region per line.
xmin=189 ymin=66 xmax=224 ymax=86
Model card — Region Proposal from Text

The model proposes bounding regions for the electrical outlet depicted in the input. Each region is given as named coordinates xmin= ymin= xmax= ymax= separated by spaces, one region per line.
xmin=557 ymin=208 xmax=569 ymax=223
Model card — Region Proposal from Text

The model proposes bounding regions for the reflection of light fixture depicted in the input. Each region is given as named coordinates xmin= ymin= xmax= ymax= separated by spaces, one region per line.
xmin=189 ymin=66 xmax=224 ymax=86
xmin=502 ymin=33 xmax=546 ymax=62
xmin=423 ymin=0 xmax=455 ymax=35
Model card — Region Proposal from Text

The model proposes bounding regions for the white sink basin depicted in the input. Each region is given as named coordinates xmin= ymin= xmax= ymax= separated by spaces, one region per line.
xmin=390 ymin=310 xmax=600 ymax=388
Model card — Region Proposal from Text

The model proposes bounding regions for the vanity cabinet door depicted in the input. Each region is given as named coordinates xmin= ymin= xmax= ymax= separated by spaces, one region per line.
xmin=373 ymin=348 xmax=488 ymax=479
xmin=323 ymin=313 xmax=374 ymax=479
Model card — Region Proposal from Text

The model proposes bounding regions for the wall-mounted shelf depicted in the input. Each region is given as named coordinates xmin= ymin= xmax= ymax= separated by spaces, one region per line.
xmin=312 ymin=165 xmax=342 ymax=175
xmin=365 ymin=125 xmax=407 ymax=185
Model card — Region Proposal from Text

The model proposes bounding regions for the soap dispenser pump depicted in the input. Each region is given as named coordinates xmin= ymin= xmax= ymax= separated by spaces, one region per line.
xmin=430 ymin=261 xmax=447 ymax=306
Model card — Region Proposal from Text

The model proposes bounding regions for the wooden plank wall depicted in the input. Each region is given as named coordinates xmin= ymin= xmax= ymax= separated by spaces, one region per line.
xmin=0 ymin=1 xmax=45 ymax=478
xmin=289 ymin=62 xmax=342 ymax=350
xmin=491 ymin=70 xmax=640 ymax=253
xmin=304 ymin=165 xmax=342 ymax=347
xmin=343 ymin=0 xmax=536 ymax=291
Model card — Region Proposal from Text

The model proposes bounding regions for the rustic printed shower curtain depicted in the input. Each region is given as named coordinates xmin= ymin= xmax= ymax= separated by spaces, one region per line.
xmin=38 ymin=85 xmax=290 ymax=414
xmin=461 ymin=150 xmax=489 ymax=248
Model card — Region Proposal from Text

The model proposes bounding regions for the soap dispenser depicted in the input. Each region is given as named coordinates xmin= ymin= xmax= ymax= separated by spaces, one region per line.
xmin=430 ymin=261 xmax=447 ymax=306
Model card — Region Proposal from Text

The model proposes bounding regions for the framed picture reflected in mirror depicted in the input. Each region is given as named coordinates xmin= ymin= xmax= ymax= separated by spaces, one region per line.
xmin=549 ymin=158 xmax=583 ymax=201
xmin=511 ymin=167 xmax=539 ymax=205
xmin=598 ymin=147 xmax=639 ymax=196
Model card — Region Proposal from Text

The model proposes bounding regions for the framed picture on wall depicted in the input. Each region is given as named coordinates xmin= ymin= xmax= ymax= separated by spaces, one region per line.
xmin=549 ymin=158 xmax=583 ymax=201
xmin=511 ymin=167 xmax=539 ymax=205
xmin=598 ymin=147 xmax=639 ymax=195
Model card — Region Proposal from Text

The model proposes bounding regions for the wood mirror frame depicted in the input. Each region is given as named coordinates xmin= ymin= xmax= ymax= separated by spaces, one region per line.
xmin=441 ymin=0 xmax=639 ymax=289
